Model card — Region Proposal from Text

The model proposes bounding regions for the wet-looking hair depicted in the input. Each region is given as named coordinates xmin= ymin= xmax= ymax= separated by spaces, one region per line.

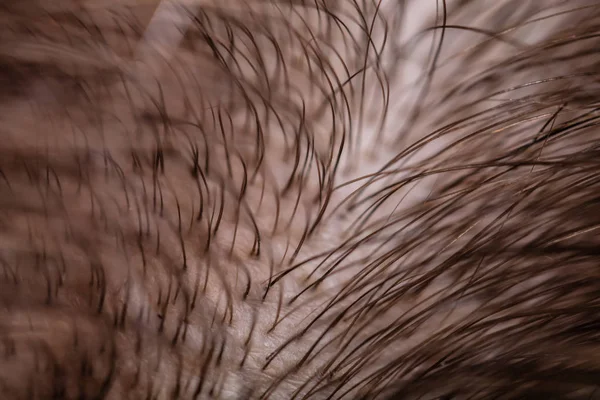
xmin=1 ymin=1 xmax=600 ymax=399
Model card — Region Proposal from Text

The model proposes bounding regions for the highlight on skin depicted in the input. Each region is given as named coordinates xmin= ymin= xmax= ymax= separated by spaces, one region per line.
xmin=1 ymin=0 xmax=600 ymax=398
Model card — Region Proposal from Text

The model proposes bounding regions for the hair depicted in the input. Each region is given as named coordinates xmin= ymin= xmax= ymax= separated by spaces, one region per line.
xmin=1 ymin=0 xmax=600 ymax=399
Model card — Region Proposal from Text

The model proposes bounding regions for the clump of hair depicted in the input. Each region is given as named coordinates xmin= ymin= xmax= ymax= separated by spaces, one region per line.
xmin=2 ymin=0 xmax=600 ymax=399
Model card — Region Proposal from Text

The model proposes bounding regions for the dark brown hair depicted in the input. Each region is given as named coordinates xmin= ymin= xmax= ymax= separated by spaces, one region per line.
xmin=1 ymin=0 xmax=600 ymax=398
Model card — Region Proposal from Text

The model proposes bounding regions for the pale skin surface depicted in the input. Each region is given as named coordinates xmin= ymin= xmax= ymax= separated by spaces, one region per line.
xmin=0 ymin=1 xmax=401 ymax=398
xmin=3 ymin=1 xmax=600 ymax=399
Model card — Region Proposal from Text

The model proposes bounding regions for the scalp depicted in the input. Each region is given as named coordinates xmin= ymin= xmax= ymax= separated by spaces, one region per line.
xmin=2 ymin=1 xmax=600 ymax=399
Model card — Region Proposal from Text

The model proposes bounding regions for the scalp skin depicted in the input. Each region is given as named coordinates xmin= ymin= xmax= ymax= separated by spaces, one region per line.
xmin=2 ymin=1 xmax=600 ymax=399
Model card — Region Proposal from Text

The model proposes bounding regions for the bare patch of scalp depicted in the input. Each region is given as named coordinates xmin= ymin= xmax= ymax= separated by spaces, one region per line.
xmin=2 ymin=0 xmax=600 ymax=399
